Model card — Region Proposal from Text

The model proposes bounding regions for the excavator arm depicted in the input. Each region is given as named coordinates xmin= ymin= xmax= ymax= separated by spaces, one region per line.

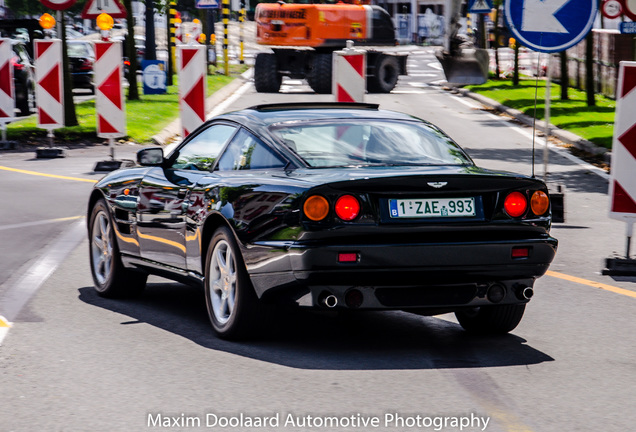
xmin=435 ymin=0 xmax=489 ymax=85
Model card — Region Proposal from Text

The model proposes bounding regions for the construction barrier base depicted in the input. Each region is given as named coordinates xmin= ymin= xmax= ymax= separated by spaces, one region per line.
xmin=548 ymin=182 xmax=565 ymax=223
xmin=36 ymin=147 xmax=66 ymax=158
xmin=602 ymin=258 xmax=636 ymax=276
xmin=0 ymin=141 xmax=17 ymax=150
xmin=93 ymin=159 xmax=135 ymax=172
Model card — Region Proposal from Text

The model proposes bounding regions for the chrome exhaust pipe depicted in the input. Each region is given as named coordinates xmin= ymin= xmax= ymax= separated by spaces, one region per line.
xmin=323 ymin=294 xmax=338 ymax=308
xmin=522 ymin=287 xmax=534 ymax=300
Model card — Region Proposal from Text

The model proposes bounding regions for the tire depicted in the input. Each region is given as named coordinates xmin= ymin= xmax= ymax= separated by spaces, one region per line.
xmin=204 ymin=226 xmax=259 ymax=339
xmin=455 ymin=304 xmax=526 ymax=335
xmin=367 ymin=55 xmax=400 ymax=93
xmin=307 ymin=53 xmax=333 ymax=94
xmin=88 ymin=198 xmax=147 ymax=298
xmin=254 ymin=53 xmax=281 ymax=93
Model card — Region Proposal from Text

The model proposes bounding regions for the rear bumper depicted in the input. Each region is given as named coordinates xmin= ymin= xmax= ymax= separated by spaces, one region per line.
xmin=248 ymin=237 xmax=557 ymax=309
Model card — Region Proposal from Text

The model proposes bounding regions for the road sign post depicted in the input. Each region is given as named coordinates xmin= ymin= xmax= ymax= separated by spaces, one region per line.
xmin=0 ymin=38 xmax=15 ymax=147
xmin=35 ymin=39 xmax=66 ymax=158
xmin=178 ymin=45 xmax=206 ymax=138
xmin=469 ymin=0 xmax=493 ymax=14
xmin=333 ymin=41 xmax=366 ymax=103
xmin=604 ymin=61 xmax=636 ymax=275
xmin=81 ymin=0 xmax=127 ymax=19
xmin=39 ymin=0 xmax=77 ymax=10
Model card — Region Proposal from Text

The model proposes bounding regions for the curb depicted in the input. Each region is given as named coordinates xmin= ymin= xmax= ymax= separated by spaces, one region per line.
xmin=455 ymin=88 xmax=612 ymax=163
xmin=151 ymin=69 xmax=252 ymax=146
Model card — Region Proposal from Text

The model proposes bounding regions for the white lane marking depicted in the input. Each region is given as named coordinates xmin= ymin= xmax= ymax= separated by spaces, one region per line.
xmin=0 ymin=219 xmax=86 ymax=346
xmin=428 ymin=61 xmax=443 ymax=71
xmin=450 ymin=94 xmax=610 ymax=180
xmin=0 ymin=215 xmax=84 ymax=232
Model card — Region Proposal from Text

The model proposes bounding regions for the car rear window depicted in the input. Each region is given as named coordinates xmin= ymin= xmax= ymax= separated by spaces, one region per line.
xmin=269 ymin=119 xmax=473 ymax=168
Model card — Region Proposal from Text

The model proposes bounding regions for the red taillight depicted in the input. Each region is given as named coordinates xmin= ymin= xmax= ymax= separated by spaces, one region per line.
xmin=335 ymin=195 xmax=360 ymax=221
xmin=124 ymin=60 xmax=131 ymax=66
xmin=79 ymin=59 xmax=92 ymax=71
xmin=504 ymin=191 xmax=527 ymax=217
xmin=511 ymin=246 xmax=530 ymax=258
xmin=11 ymin=56 xmax=24 ymax=71
xmin=338 ymin=252 xmax=358 ymax=263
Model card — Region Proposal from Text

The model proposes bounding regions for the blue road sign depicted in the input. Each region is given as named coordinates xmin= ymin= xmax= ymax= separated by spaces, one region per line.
xmin=621 ymin=22 xmax=636 ymax=34
xmin=142 ymin=60 xmax=167 ymax=95
xmin=469 ymin=0 xmax=493 ymax=14
xmin=196 ymin=0 xmax=219 ymax=8
xmin=504 ymin=0 xmax=597 ymax=53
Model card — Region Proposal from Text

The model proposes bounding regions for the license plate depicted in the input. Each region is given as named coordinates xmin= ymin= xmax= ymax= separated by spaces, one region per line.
xmin=389 ymin=197 xmax=476 ymax=218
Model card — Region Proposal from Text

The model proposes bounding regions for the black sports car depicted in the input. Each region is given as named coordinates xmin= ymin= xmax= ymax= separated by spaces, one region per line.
xmin=87 ymin=103 xmax=558 ymax=339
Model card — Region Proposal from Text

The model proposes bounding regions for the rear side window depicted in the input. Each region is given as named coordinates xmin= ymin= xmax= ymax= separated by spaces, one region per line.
xmin=217 ymin=129 xmax=286 ymax=171
xmin=172 ymin=124 xmax=237 ymax=171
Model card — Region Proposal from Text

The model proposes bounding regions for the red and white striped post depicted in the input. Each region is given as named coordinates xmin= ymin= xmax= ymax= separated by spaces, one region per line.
xmin=93 ymin=40 xmax=126 ymax=159
xmin=605 ymin=61 xmax=636 ymax=274
xmin=178 ymin=44 xmax=206 ymax=137
xmin=0 ymin=38 xmax=15 ymax=143
xmin=35 ymin=39 xmax=64 ymax=137
xmin=333 ymin=41 xmax=366 ymax=103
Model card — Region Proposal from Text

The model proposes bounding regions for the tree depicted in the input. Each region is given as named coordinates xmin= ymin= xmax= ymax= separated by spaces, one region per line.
xmin=493 ymin=0 xmax=502 ymax=79
xmin=122 ymin=0 xmax=140 ymax=100
xmin=585 ymin=31 xmax=595 ymax=107
xmin=560 ymin=51 xmax=568 ymax=100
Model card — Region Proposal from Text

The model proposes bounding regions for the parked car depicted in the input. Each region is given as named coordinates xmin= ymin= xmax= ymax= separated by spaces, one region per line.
xmin=11 ymin=39 xmax=35 ymax=116
xmin=87 ymin=103 xmax=558 ymax=340
xmin=67 ymin=40 xmax=95 ymax=93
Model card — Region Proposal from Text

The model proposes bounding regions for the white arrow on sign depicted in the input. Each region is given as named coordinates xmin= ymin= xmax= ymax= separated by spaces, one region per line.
xmin=522 ymin=0 xmax=570 ymax=33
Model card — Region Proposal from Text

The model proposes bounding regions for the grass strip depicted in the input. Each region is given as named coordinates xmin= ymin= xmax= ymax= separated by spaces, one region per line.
xmin=466 ymin=79 xmax=616 ymax=149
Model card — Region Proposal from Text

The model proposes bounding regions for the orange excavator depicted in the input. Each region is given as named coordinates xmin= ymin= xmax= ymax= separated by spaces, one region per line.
xmin=254 ymin=0 xmax=408 ymax=93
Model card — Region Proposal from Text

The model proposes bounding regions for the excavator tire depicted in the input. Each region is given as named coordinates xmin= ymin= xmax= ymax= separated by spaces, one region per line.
xmin=254 ymin=53 xmax=282 ymax=93
xmin=307 ymin=53 xmax=333 ymax=94
xmin=368 ymin=54 xmax=399 ymax=93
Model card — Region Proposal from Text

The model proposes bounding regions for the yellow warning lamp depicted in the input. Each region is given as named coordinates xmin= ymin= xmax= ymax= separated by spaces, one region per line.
xmin=210 ymin=34 xmax=216 ymax=44
xmin=193 ymin=19 xmax=201 ymax=24
xmin=198 ymin=33 xmax=206 ymax=44
xmin=96 ymin=13 xmax=115 ymax=31
xmin=39 ymin=13 xmax=56 ymax=30
xmin=175 ymin=17 xmax=182 ymax=24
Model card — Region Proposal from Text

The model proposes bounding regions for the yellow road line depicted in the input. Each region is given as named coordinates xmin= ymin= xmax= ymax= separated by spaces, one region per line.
xmin=0 ymin=165 xmax=98 ymax=183
xmin=0 ymin=316 xmax=12 ymax=328
xmin=547 ymin=270 xmax=636 ymax=299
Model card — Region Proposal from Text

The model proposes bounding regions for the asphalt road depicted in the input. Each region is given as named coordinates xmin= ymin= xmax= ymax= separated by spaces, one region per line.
xmin=1 ymin=47 xmax=636 ymax=432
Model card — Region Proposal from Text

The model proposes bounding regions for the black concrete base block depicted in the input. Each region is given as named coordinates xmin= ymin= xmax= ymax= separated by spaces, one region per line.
xmin=548 ymin=183 xmax=565 ymax=223
xmin=0 ymin=141 xmax=17 ymax=150
xmin=36 ymin=147 xmax=66 ymax=158
xmin=93 ymin=159 xmax=136 ymax=172
xmin=602 ymin=258 xmax=636 ymax=276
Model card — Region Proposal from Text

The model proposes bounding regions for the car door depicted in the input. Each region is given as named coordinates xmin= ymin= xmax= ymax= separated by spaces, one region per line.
xmin=136 ymin=123 xmax=237 ymax=269
xmin=183 ymin=128 xmax=292 ymax=273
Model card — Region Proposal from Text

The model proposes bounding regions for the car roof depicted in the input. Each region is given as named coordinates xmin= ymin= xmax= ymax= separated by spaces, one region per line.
xmin=215 ymin=103 xmax=420 ymax=129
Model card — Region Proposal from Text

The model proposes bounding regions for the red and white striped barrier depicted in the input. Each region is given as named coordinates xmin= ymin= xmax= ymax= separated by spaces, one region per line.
xmin=93 ymin=41 xmax=125 ymax=138
xmin=0 ymin=38 xmax=15 ymax=120
xmin=609 ymin=61 xmax=636 ymax=220
xmin=35 ymin=39 xmax=64 ymax=129
xmin=333 ymin=43 xmax=366 ymax=103
xmin=178 ymin=45 xmax=206 ymax=137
